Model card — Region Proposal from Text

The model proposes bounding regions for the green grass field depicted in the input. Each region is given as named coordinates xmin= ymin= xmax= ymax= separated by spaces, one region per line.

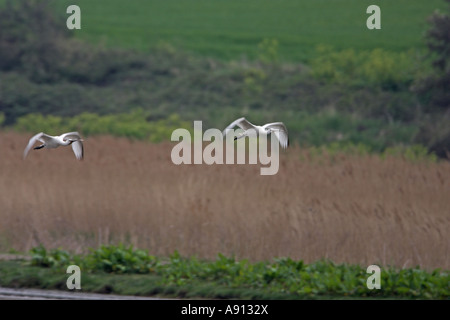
xmin=54 ymin=0 xmax=445 ymax=62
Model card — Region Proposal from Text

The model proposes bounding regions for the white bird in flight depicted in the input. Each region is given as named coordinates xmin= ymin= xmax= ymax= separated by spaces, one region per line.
xmin=23 ymin=132 xmax=84 ymax=160
xmin=223 ymin=117 xmax=289 ymax=149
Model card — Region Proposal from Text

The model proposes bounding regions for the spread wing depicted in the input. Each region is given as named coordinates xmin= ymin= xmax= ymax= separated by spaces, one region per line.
xmin=23 ymin=132 xmax=53 ymax=159
xmin=263 ymin=122 xmax=289 ymax=149
xmin=59 ymin=132 xmax=83 ymax=160
xmin=71 ymin=140 xmax=84 ymax=160
xmin=222 ymin=117 xmax=256 ymax=136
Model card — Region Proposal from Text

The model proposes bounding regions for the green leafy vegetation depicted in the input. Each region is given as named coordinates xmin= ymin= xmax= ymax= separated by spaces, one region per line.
xmin=23 ymin=245 xmax=449 ymax=299
xmin=14 ymin=110 xmax=192 ymax=143
xmin=30 ymin=245 xmax=71 ymax=268
xmin=310 ymin=46 xmax=420 ymax=90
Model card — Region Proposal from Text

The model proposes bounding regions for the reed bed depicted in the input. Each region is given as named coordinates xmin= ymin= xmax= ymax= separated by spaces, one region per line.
xmin=0 ymin=131 xmax=448 ymax=270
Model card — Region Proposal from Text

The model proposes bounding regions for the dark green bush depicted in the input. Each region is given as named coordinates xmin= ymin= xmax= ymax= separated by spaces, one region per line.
xmin=83 ymin=244 xmax=159 ymax=274
xmin=0 ymin=0 xmax=68 ymax=82
xmin=412 ymin=0 xmax=450 ymax=113
xmin=30 ymin=245 xmax=71 ymax=268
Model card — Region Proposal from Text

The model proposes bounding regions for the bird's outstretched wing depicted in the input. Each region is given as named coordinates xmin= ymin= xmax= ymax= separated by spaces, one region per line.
xmin=60 ymin=132 xmax=83 ymax=160
xmin=71 ymin=140 xmax=84 ymax=160
xmin=222 ymin=117 xmax=256 ymax=136
xmin=23 ymin=132 xmax=53 ymax=159
xmin=263 ymin=122 xmax=289 ymax=149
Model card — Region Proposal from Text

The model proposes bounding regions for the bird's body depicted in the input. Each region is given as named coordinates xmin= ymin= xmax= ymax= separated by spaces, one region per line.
xmin=223 ymin=117 xmax=289 ymax=149
xmin=23 ymin=132 xmax=84 ymax=160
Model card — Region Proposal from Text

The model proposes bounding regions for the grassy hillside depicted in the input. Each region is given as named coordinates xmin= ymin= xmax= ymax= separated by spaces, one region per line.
xmin=0 ymin=0 xmax=448 ymax=154
xmin=52 ymin=0 xmax=445 ymax=62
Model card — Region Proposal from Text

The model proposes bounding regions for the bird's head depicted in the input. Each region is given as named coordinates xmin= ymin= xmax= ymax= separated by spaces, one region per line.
xmin=67 ymin=138 xmax=83 ymax=145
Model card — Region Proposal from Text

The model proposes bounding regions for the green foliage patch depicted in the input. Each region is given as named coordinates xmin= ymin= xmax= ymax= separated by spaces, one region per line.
xmin=310 ymin=46 xmax=422 ymax=90
xmin=14 ymin=110 xmax=192 ymax=143
xmin=27 ymin=245 xmax=449 ymax=299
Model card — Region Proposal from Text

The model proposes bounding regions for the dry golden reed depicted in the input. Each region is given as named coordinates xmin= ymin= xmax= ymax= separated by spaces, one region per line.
xmin=0 ymin=131 xmax=448 ymax=270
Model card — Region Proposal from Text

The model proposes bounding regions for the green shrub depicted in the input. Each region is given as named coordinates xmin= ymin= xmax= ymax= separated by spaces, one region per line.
xmin=242 ymin=67 xmax=267 ymax=96
xmin=287 ymin=110 xmax=419 ymax=152
xmin=412 ymin=2 xmax=450 ymax=113
xmin=0 ymin=0 xmax=68 ymax=82
xmin=30 ymin=245 xmax=71 ymax=268
xmin=15 ymin=113 xmax=63 ymax=134
xmin=83 ymin=244 xmax=159 ymax=274
xmin=257 ymin=38 xmax=279 ymax=64
xmin=311 ymin=45 xmax=419 ymax=90
xmin=382 ymin=144 xmax=438 ymax=162
xmin=13 ymin=110 xmax=193 ymax=142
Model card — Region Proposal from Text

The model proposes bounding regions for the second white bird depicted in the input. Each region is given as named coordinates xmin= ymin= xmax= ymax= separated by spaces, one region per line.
xmin=223 ymin=117 xmax=289 ymax=149
xmin=23 ymin=132 xmax=84 ymax=160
